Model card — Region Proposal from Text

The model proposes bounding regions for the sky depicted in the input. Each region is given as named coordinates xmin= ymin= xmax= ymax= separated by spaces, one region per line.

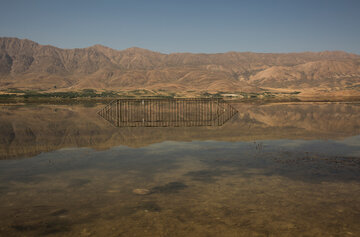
xmin=1 ymin=0 xmax=360 ymax=54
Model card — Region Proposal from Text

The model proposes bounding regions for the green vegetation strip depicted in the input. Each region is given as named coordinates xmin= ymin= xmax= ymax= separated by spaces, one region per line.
xmin=0 ymin=88 xmax=302 ymax=100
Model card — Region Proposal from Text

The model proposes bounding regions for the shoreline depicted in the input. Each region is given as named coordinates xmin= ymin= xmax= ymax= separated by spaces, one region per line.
xmin=1 ymin=88 xmax=360 ymax=104
xmin=1 ymin=96 xmax=360 ymax=105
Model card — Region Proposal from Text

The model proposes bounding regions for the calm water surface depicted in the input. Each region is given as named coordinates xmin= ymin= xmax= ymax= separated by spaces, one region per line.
xmin=0 ymin=102 xmax=359 ymax=236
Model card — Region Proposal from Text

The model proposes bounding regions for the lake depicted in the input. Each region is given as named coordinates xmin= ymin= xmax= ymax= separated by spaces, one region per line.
xmin=0 ymin=101 xmax=359 ymax=236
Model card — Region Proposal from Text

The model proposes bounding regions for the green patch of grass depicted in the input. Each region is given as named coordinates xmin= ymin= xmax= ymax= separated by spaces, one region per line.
xmin=201 ymin=92 xmax=212 ymax=97
xmin=21 ymin=90 xmax=108 ymax=99
xmin=6 ymin=88 xmax=27 ymax=93
xmin=100 ymin=91 xmax=119 ymax=97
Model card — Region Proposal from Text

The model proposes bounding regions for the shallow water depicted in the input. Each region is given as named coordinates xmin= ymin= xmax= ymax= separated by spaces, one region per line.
xmin=0 ymin=102 xmax=360 ymax=236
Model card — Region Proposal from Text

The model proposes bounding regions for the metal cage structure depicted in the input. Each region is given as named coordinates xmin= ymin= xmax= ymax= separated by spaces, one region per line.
xmin=98 ymin=98 xmax=238 ymax=127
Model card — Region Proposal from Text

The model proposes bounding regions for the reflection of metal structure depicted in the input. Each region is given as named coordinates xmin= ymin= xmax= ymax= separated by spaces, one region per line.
xmin=98 ymin=98 xmax=238 ymax=127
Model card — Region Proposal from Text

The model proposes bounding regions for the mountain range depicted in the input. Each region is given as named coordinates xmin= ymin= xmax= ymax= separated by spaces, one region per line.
xmin=1 ymin=37 xmax=360 ymax=95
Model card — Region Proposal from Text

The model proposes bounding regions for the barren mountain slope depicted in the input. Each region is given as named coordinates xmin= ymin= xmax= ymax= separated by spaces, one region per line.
xmin=0 ymin=37 xmax=359 ymax=93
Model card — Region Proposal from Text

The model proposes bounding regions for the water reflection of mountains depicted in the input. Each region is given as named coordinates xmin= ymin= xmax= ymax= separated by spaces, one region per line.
xmin=1 ymin=102 xmax=360 ymax=159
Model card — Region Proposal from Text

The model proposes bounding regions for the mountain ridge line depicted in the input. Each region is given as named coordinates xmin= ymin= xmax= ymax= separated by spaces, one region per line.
xmin=1 ymin=37 xmax=360 ymax=95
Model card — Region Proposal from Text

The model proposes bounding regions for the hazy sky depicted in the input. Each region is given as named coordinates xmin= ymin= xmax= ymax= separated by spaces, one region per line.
xmin=1 ymin=0 xmax=360 ymax=54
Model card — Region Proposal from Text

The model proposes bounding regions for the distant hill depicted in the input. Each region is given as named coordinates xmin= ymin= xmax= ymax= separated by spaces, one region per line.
xmin=1 ymin=37 xmax=360 ymax=94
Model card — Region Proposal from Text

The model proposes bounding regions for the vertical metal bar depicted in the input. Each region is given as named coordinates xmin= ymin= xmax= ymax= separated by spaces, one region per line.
xmin=168 ymin=99 xmax=171 ymax=126
xmin=176 ymin=100 xmax=178 ymax=125
xmin=127 ymin=100 xmax=129 ymax=127
xmin=116 ymin=100 xmax=119 ymax=127
xmin=183 ymin=99 xmax=185 ymax=127
xmin=184 ymin=99 xmax=186 ymax=126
